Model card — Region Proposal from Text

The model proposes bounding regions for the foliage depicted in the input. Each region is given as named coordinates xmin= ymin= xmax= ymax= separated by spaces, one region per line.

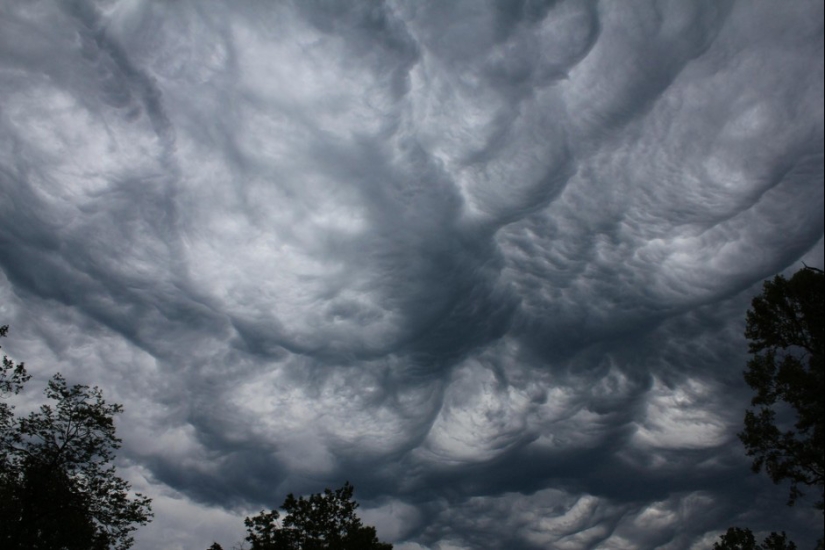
xmin=715 ymin=267 xmax=824 ymax=549
xmin=0 ymin=326 xmax=152 ymax=550
xmin=244 ymin=482 xmax=392 ymax=550
xmin=739 ymin=266 xmax=824 ymax=509
xmin=1 ymin=325 xmax=30 ymax=462
xmin=713 ymin=527 xmax=797 ymax=550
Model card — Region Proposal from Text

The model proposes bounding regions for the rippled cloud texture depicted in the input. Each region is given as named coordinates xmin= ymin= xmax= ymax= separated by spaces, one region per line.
xmin=1 ymin=1 xmax=823 ymax=548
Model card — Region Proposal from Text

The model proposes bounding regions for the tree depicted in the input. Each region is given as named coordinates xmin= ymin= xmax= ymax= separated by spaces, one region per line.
xmin=1 ymin=325 xmax=30 ymax=460
xmin=715 ymin=267 xmax=824 ymax=550
xmin=713 ymin=527 xmax=797 ymax=550
xmin=739 ymin=266 xmax=824 ymax=509
xmin=243 ymin=482 xmax=392 ymax=550
xmin=0 ymin=325 xmax=153 ymax=550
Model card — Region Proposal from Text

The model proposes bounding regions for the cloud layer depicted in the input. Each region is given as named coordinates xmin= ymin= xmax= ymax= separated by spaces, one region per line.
xmin=1 ymin=1 xmax=823 ymax=548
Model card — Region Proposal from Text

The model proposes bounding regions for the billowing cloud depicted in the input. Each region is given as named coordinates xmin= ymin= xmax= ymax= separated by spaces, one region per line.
xmin=0 ymin=0 xmax=822 ymax=548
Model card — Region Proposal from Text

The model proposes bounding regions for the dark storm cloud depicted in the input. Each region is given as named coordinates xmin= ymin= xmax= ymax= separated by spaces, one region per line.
xmin=0 ymin=1 xmax=823 ymax=548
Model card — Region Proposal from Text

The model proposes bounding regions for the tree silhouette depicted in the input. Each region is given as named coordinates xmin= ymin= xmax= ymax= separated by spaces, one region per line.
xmin=715 ymin=267 xmax=824 ymax=549
xmin=244 ymin=482 xmax=392 ymax=550
xmin=713 ymin=527 xmax=797 ymax=550
xmin=739 ymin=266 xmax=824 ymax=509
xmin=0 ymin=325 xmax=153 ymax=550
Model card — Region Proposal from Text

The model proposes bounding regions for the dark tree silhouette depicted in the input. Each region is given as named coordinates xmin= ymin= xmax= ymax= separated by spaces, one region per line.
xmin=244 ymin=482 xmax=392 ymax=550
xmin=1 ymin=325 xmax=29 ymax=457
xmin=0 ymin=325 xmax=153 ymax=550
xmin=713 ymin=527 xmax=797 ymax=550
xmin=716 ymin=267 xmax=824 ymax=549
xmin=739 ymin=266 xmax=824 ymax=509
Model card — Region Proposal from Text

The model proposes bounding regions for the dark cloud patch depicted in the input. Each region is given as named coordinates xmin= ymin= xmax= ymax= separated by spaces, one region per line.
xmin=0 ymin=1 xmax=823 ymax=549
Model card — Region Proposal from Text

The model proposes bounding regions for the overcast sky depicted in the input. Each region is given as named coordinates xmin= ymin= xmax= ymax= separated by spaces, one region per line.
xmin=1 ymin=1 xmax=823 ymax=549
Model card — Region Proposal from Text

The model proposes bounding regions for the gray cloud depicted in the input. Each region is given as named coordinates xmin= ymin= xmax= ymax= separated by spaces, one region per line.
xmin=1 ymin=0 xmax=823 ymax=548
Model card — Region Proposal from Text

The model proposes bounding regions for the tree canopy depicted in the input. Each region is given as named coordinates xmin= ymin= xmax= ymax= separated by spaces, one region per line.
xmin=713 ymin=527 xmax=797 ymax=550
xmin=716 ymin=266 xmax=824 ymax=549
xmin=739 ymin=266 xmax=824 ymax=509
xmin=243 ymin=482 xmax=392 ymax=550
xmin=0 ymin=325 xmax=153 ymax=550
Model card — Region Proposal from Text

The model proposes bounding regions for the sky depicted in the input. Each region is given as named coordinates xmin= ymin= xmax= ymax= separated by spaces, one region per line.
xmin=0 ymin=1 xmax=823 ymax=549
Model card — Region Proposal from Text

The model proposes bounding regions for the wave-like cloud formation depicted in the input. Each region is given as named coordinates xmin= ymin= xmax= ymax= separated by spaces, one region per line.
xmin=1 ymin=1 xmax=822 ymax=548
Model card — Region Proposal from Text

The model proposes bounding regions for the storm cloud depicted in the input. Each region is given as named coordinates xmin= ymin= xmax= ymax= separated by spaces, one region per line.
xmin=0 ymin=0 xmax=822 ymax=548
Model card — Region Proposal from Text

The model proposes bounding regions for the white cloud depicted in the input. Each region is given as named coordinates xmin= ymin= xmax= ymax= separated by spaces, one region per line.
xmin=633 ymin=377 xmax=729 ymax=451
